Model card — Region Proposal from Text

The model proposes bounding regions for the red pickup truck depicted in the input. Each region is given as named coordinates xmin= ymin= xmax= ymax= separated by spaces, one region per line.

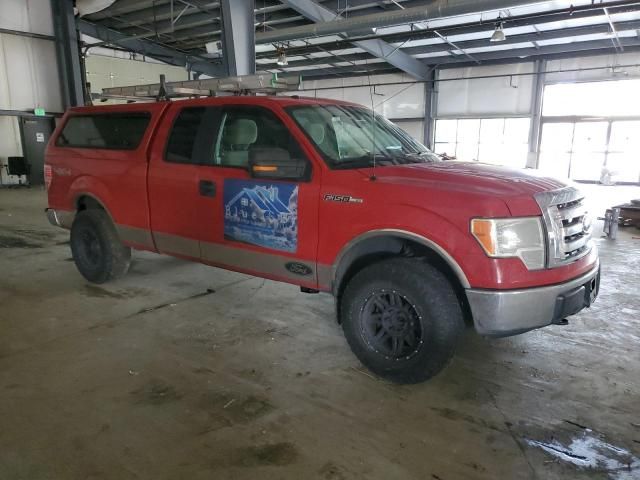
xmin=45 ymin=95 xmax=600 ymax=384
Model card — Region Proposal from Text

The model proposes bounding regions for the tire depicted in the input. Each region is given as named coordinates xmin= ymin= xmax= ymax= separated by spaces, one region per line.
xmin=70 ymin=209 xmax=131 ymax=284
xmin=340 ymin=258 xmax=464 ymax=384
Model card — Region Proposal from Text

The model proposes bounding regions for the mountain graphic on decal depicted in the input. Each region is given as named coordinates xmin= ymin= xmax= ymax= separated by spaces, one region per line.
xmin=224 ymin=181 xmax=298 ymax=253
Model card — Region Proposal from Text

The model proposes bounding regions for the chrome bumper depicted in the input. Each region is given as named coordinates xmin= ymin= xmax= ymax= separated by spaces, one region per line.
xmin=45 ymin=208 xmax=75 ymax=229
xmin=467 ymin=261 xmax=601 ymax=337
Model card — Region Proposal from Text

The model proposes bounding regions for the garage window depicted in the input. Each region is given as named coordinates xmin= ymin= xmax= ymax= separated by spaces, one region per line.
xmin=56 ymin=113 xmax=150 ymax=150
xmin=539 ymin=79 xmax=640 ymax=184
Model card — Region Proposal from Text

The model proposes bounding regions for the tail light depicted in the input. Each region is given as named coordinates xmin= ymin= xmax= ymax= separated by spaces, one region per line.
xmin=44 ymin=164 xmax=53 ymax=190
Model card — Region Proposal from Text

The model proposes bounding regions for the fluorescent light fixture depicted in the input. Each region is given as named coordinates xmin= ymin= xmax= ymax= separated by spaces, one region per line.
xmin=490 ymin=23 xmax=506 ymax=42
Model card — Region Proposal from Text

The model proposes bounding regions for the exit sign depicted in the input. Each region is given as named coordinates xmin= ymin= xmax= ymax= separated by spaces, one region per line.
xmin=34 ymin=108 xmax=46 ymax=116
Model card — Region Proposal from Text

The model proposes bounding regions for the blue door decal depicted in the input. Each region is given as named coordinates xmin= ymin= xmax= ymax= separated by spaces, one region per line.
xmin=223 ymin=179 xmax=298 ymax=253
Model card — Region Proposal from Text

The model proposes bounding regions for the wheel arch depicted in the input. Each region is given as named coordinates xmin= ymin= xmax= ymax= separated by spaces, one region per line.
xmin=73 ymin=193 xmax=117 ymax=227
xmin=332 ymin=230 xmax=471 ymax=324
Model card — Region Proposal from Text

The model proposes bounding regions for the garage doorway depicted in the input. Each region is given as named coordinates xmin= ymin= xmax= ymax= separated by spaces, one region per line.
xmin=538 ymin=79 xmax=640 ymax=185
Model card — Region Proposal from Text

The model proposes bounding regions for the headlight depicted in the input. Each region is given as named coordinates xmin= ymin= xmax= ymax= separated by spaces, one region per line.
xmin=471 ymin=217 xmax=545 ymax=270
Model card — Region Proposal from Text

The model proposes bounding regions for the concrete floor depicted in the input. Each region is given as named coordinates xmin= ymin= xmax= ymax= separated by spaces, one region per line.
xmin=1 ymin=186 xmax=639 ymax=480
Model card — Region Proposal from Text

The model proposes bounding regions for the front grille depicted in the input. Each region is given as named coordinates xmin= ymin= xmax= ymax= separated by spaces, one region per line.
xmin=535 ymin=187 xmax=593 ymax=268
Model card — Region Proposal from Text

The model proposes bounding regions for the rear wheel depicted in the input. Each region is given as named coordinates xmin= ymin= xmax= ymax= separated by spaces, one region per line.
xmin=340 ymin=258 xmax=464 ymax=384
xmin=70 ymin=210 xmax=131 ymax=284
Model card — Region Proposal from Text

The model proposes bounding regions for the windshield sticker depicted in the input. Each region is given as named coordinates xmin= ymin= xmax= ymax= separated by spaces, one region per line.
xmin=224 ymin=179 xmax=298 ymax=253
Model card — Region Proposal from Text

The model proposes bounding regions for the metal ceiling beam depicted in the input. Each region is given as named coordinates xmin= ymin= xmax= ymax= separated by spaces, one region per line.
xmin=428 ymin=36 xmax=640 ymax=65
xmin=279 ymin=0 xmax=430 ymax=79
xmin=117 ymin=11 xmax=221 ymax=38
xmin=88 ymin=1 xmax=419 ymax=57
xmin=255 ymin=1 xmax=640 ymax=59
xmin=77 ymin=19 xmax=225 ymax=77
xmin=257 ymin=0 xmax=552 ymax=44
xmin=220 ymin=0 xmax=255 ymax=76
xmin=87 ymin=0 xmax=221 ymax=21
xmin=98 ymin=2 xmax=220 ymax=27
xmin=160 ymin=18 xmax=309 ymax=47
xmin=298 ymin=38 xmax=640 ymax=78
xmin=258 ymin=18 xmax=640 ymax=69
xmin=139 ymin=0 xmax=413 ymax=46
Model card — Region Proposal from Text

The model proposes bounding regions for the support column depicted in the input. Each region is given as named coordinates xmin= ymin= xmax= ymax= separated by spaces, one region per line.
xmin=423 ymin=69 xmax=438 ymax=150
xmin=51 ymin=0 xmax=84 ymax=107
xmin=528 ymin=59 xmax=547 ymax=168
xmin=220 ymin=0 xmax=256 ymax=77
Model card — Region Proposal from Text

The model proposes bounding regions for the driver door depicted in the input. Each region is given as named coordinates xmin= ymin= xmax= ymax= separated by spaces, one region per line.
xmin=196 ymin=104 xmax=321 ymax=288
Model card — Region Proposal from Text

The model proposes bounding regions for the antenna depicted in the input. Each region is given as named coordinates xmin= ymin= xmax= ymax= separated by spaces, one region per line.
xmin=368 ymin=77 xmax=377 ymax=182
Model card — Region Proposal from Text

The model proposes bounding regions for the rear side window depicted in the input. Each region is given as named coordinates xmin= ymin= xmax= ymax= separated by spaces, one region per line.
xmin=56 ymin=113 xmax=150 ymax=150
xmin=165 ymin=107 xmax=219 ymax=165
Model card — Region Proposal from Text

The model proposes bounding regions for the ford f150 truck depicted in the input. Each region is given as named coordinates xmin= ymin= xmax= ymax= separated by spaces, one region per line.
xmin=45 ymin=94 xmax=600 ymax=384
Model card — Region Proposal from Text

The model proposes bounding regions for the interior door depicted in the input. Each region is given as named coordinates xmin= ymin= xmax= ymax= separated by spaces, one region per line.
xmin=148 ymin=105 xmax=221 ymax=258
xmin=19 ymin=116 xmax=55 ymax=185
xmin=196 ymin=105 xmax=321 ymax=288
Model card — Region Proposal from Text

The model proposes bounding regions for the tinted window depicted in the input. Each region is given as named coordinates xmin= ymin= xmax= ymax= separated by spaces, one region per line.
xmin=56 ymin=113 xmax=150 ymax=149
xmin=215 ymin=106 xmax=305 ymax=168
xmin=165 ymin=107 xmax=219 ymax=165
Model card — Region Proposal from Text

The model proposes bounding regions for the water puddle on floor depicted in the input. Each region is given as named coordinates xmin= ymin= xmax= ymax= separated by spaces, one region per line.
xmin=526 ymin=431 xmax=640 ymax=479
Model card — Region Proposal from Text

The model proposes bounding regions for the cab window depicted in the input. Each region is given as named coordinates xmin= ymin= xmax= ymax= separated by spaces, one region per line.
xmin=214 ymin=106 xmax=305 ymax=168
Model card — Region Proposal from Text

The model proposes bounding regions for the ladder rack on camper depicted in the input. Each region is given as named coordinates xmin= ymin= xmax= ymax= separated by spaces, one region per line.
xmin=99 ymin=73 xmax=302 ymax=102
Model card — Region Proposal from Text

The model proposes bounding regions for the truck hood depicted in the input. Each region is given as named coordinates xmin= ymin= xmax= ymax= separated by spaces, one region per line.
xmin=363 ymin=161 xmax=568 ymax=216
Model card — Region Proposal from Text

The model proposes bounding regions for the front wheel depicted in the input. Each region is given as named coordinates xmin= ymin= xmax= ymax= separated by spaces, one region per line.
xmin=340 ymin=258 xmax=464 ymax=384
xmin=70 ymin=209 xmax=131 ymax=284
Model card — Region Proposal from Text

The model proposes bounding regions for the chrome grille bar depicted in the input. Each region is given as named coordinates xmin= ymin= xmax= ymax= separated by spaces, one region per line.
xmin=535 ymin=186 xmax=593 ymax=268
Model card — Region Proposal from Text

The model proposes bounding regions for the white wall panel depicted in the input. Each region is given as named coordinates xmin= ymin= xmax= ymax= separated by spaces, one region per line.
xmin=0 ymin=34 xmax=62 ymax=112
xmin=85 ymin=55 xmax=190 ymax=94
xmin=546 ymin=52 xmax=640 ymax=83
xmin=437 ymin=62 xmax=535 ymax=117
xmin=393 ymin=120 xmax=425 ymax=143
xmin=374 ymin=82 xmax=424 ymax=119
xmin=0 ymin=0 xmax=54 ymax=36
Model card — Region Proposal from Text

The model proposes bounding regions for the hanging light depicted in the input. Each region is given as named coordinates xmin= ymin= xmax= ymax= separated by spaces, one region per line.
xmin=490 ymin=22 xmax=506 ymax=42
xmin=276 ymin=47 xmax=288 ymax=66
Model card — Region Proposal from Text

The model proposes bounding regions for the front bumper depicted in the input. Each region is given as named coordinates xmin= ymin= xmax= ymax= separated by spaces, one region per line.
xmin=45 ymin=208 xmax=75 ymax=229
xmin=467 ymin=261 xmax=601 ymax=337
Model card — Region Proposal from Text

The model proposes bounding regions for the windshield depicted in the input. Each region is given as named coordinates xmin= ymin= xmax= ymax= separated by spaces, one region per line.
xmin=286 ymin=105 xmax=441 ymax=169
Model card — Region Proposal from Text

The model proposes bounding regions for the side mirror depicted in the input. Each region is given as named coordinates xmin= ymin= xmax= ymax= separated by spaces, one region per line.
xmin=249 ymin=147 xmax=308 ymax=181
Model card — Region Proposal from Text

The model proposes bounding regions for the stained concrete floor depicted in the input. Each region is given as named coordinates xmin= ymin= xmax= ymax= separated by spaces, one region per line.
xmin=0 ymin=186 xmax=639 ymax=480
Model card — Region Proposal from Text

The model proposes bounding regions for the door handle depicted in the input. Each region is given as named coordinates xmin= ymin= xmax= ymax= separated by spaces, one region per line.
xmin=199 ymin=180 xmax=216 ymax=197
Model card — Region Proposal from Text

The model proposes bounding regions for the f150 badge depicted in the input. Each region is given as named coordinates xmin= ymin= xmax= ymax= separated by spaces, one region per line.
xmin=324 ymin=194 xmax=363 ymax=204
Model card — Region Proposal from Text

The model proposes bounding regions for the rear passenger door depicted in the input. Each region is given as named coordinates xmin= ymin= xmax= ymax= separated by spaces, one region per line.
xmin=197 ymin=105 xmax=321 ymax=288
xmin=148 ymin=105 xmax=221 ymax=258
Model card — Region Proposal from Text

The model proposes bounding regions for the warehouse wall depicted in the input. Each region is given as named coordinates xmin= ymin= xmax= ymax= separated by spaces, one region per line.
xmin=0 ymin=0 xmax=62 ymax=184
xmin=546 ymin=51 xmax=640 ymax=84
xmin=437 ymin=62 xmax=535 ymax=118
xmin=85 ymin=53 xmax=189 ymax=96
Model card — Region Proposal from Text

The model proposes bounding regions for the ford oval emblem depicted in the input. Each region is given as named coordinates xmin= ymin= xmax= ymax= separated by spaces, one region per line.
xmin=285 ymin=262 xmax=313 ymax=276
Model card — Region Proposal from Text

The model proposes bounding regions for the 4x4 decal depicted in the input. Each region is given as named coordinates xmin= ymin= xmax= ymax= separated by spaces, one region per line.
xmin=324 ymin=194 xmax=363 ymax=204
